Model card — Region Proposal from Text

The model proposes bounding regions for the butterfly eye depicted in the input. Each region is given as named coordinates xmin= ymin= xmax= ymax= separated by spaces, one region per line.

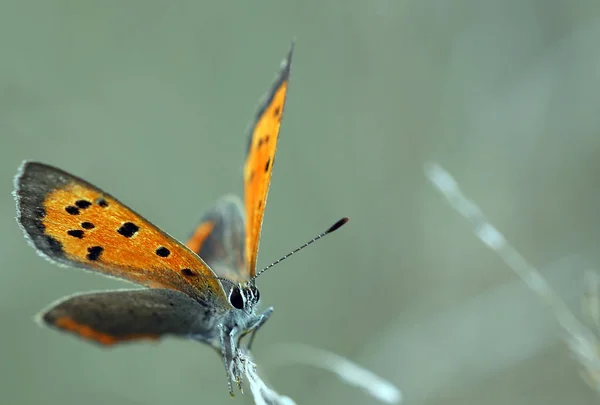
xmin=229 ymin=286 xmax=244 ymax=310
xmin=249 ymin=286 xmax=260 ymax=302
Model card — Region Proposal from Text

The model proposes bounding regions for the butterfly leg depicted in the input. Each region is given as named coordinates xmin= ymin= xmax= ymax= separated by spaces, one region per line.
xmin=228 ymin=326 xmax=246 ymax=392
xmin=219 ymin=324 xmax=235 ymax=396
xmin=246 ymin=306 xmax=274 ymax=351
xmin=219 ymin=323 xmax=245 ymax=395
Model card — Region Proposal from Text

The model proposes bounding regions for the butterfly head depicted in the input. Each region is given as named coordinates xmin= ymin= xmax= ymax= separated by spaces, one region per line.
xmin=223 ymin=217 xmax=350 ymax=314
xmin=228 ymin=283 xmax=260 ymax=312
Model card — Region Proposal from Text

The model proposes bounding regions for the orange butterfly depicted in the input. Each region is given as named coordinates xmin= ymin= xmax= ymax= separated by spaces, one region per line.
xmin=13 ymin=43 xmax=348 ymax=395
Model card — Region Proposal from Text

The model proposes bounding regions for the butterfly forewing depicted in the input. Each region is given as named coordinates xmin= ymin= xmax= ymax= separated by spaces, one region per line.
xmin=14 ymin=161 xmax=227 ymax=306
xmin=243 ymin=44 xmax=294 ymax=278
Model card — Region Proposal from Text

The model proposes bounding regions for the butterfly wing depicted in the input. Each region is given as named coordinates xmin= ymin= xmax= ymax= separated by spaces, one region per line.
xmin=243 ymin=44 xmax=294 ymax=278
xmin=186 ymin=194 xmax=246 ymax=284
xmin=40 ymin=289 xmax=218 ymax=345
xmin=14 ymin=161 xmax=228 ymax=306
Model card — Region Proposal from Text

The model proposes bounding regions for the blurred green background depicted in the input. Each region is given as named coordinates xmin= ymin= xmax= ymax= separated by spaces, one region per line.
xmin=2 ymin=0 xmax=600 ymax=404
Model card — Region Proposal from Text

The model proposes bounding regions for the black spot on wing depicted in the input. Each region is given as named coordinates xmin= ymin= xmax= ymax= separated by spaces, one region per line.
xmin=75 ymin=200 xmax=92 ymax=209
xmin=181 ymin=268 xmax=196 ymax=277
xmin=96 ymin=198 xmax=108 ymax=208
xmin=87 ymin=246 xmax=103 ymax=261
xmin=65 ymin=206 xmax=80 ymax=215
xmin=117 ymin=222 xmax=139 ymax=238
xmin=155 ymin=247 xmax=170 ymax=257
xmin=81 ymin=222 xmax=95 ymax=229
xmin=67 ymin=230 xmax=84 ymax=239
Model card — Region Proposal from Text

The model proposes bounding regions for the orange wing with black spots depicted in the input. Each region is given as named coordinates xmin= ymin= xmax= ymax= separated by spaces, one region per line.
xmin=243 ymin=44 xmax=293 ymax=278
xmin=14 ymin=161 xmax=228 ymax=306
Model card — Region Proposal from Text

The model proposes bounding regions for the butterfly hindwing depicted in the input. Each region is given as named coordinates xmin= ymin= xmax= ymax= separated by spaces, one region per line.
xmin=14 ymin=161 xmax=228 ymax=306
xmin=40 ymin=289 xmax=217 ymax=345
xmin=186 ymin=194 xmax=246 ymax=283
xmin=243 ymin=44 xmax=294 ymax=278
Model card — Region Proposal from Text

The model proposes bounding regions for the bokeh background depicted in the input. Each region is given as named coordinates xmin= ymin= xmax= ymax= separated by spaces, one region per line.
xmin=1 ymin=0 xmax=600 ymax=404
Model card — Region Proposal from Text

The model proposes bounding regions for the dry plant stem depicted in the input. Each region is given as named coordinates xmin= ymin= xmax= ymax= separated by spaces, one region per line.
xmin=270 ymin=343 xmax=402 ymax=404
xmin=237 ymin=349 xmax=297 ymax=405
xmin=424 ymin=162 xmax=600 ymax=392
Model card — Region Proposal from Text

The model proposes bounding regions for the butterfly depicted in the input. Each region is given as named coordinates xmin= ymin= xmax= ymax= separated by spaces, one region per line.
xmin=13 ymin=43 xmax=348 ymax=395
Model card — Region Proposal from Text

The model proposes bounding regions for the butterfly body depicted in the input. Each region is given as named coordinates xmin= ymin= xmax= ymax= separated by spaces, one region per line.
xmin=185 ymin=194 xmax=275 ymax=360
xmin=14 ymin=44 xmax=295 ymax=395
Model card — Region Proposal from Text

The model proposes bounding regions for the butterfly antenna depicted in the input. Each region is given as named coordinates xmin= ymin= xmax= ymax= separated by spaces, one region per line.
xmin=252 ymin=217 xmax=349 ymax=281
